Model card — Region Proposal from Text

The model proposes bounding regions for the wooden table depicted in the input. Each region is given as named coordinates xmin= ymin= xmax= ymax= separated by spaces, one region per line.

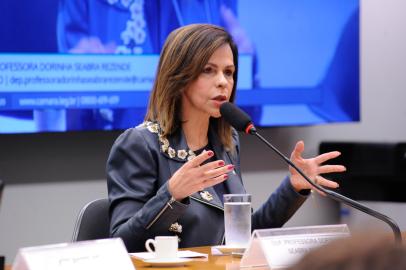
xmin=6 ymin=233 xmax=406 ymax=270
xmin=131 ymin=246 xmax=269 ymax=270
xmin=131 ymin=233 xmax=406 ymax=269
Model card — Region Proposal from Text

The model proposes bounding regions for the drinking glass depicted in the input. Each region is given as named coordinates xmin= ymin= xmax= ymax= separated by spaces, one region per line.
xmin=223 ymin=194 xmax=252 ymax=247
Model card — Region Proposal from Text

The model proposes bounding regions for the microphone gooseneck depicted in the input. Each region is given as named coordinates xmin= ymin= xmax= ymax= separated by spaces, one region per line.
xmin=220 ymin=102 xmax=402 ymax=244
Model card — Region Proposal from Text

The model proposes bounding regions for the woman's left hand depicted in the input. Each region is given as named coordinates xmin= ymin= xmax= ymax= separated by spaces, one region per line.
xmin=289 ymin=141 xmax=346 ymax=195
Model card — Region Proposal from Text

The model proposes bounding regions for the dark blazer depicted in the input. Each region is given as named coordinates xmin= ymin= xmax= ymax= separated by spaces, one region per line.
xmin=107 ymin=121 xmax=307 ymax=252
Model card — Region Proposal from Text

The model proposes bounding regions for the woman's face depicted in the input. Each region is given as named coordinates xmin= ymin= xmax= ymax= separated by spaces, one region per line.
xmin=182 ymin=44 xmax=235 ymax=120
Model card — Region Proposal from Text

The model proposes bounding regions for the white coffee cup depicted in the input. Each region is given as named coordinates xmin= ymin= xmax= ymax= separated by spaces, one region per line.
xmin=145 ymin=236 xmax=178 ymax=259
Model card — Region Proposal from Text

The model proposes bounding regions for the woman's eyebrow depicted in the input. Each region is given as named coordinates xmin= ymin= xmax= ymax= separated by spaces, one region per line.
xmin=206 ymin=62 xmax=235 ymax=69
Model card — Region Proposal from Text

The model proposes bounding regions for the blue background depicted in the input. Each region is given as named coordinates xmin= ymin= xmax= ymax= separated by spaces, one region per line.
xmin=0 ymin=0 xmax=359 ymax=133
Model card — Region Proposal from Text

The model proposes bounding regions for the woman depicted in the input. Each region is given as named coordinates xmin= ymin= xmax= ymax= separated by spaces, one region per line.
xmin=107 ymin=24 xmax=345 ymax=252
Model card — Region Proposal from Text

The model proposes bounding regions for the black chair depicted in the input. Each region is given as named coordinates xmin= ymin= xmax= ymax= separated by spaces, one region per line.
xmin=0 ymin=180 xmax=5 ymax=270
xmin=0 ymin=179 xmax=4 ymax=207
xmin=72 ymin=198 xmax=110 ymax=242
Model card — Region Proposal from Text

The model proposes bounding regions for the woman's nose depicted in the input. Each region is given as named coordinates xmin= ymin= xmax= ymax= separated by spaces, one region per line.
xmin=216 ymin=72 xmax=228 ymax=88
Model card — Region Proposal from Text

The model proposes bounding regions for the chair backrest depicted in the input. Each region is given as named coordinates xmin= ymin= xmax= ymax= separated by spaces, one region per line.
xmin=0 ymin=179 xmax=4 ymax=208
xmin=72 ymin=198 xmax=110 ymax=242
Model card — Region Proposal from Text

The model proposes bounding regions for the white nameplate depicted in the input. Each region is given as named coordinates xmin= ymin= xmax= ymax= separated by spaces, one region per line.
xmin=241 ymin=224 xmax=350 ymax=269
xmin=12 ymin=238 xmax=134 ymax=270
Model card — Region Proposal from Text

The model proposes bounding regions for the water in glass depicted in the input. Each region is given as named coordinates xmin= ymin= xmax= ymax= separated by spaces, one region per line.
xmin=224 ymin=201 xmax=251 ymax=247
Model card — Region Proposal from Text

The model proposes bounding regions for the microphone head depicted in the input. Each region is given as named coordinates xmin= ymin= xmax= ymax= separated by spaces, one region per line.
xmin=220 ymin=102 xmax=256 ymax=134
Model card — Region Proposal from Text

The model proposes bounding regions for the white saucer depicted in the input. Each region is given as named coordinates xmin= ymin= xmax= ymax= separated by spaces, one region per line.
xmin=143 ymin=257 xmax=192 ymax=267
xmin=212 ymin=245 xmax=246 ymax=254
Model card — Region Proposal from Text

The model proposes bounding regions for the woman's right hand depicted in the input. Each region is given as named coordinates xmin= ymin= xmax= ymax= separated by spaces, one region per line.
xmin=69 ymin=37 xmax=116 ymax=54
xmin=168 ymin=150 xmax=234 ymax=201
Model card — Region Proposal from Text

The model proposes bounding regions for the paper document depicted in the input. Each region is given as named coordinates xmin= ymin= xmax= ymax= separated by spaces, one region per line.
xmin=130 ymin=250 xmax=208 ymax=260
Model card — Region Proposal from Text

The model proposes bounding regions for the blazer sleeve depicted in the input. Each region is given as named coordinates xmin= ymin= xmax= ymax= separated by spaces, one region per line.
xmin=107 ymin=127 xmax=188 ymax=252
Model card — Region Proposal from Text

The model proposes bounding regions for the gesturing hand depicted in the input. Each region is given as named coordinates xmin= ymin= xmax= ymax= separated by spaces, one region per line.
xmin=168 ymin=150 xmax=234 ymax=201
xmin=69 ymin=37 xmax=116 ymax=54
xmin=289 ymin=141 xmax=346 ymax=195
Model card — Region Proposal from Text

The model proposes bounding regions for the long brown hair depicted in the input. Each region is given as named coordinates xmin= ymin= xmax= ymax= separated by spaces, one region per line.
xmin=145 ymin=24 xmax=239 ymax=151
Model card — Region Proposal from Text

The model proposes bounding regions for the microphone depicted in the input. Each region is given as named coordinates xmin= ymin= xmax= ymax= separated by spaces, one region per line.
xmin=220 ymin=102 xmax=402 ymax=243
